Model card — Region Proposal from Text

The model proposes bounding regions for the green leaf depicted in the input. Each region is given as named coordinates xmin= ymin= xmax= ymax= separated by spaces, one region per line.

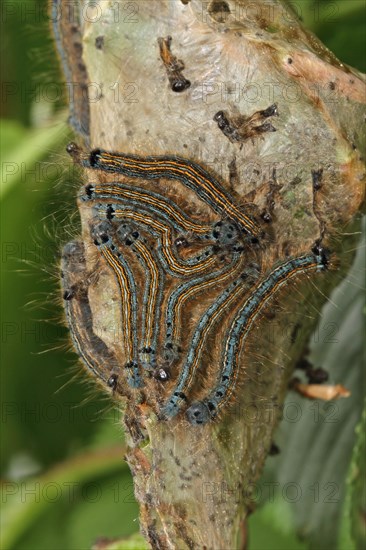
xmin=0 ymin=447 xmax=138 ymax=550
xmin=0 ymin=119 xmax=114 ymax=473
xmin=0 ymin=117 xmax=69 ymax=199
xmin=249 ymin=501 xmax=307 ymax=550
xmin=300 ymin=1 xmax=366 ymax=71
xmin=339 ymin=401 xmax=366 ymax=549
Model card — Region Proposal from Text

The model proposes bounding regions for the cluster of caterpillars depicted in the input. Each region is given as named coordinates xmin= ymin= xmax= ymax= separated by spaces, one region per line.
xmin=53 ymin=4 xmax=329 ymax=425
xmin=61 ymin=143 xmax=329 ymax=426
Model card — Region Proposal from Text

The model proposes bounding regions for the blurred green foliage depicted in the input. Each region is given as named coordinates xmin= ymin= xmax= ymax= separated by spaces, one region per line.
xmin=1 ymin=1 xmax=365 ymax=549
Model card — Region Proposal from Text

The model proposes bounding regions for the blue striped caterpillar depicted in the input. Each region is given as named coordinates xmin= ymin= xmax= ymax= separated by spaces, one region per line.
xmin=114 ymin=221 xmax=164 ymax=369
xmin=81 ymin=182 xmax=213 ymax=237
xmin=51 ymin=0 xmax=90 ymax=141
xmin=61 ymin=240 xmax=122 ymax=393
xmin=91 ymin=221 xmax=142 ymax=388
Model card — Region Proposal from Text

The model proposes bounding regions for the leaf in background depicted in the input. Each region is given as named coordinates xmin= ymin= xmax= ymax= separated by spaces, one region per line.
xmin=339 ymin=401 xmax=366 ymax=549
xmin=0 ymin=118 xmax=67 ymax=199
xmin=0 ymin=118 xmax=117 ymax=473
xmin=300 ymin=0 xmax=366 ymax=72
xmin=249 ymin=500 xmax=307 ymax=550
xmin=0 ymin=447 xmax=138 ymax=550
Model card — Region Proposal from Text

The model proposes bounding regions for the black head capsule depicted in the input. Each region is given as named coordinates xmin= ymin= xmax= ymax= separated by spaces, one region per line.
xmin=63 ymin=289 xmax=75 ymax=301
xmin=106 ymin=204 xmax=115 ymax=220
xmin=107 ymin=374 xmax=118 ymax=391
xmin=174 ymin=236 xmax=189 ymax=248
xmin=261 ymin=211 xmax=272 ymax=223
xmin=171 ymin=78 xmax=191 ymax=92
xmin=213 ymin=110 xmax=229 ymax=128
xmin=84 ymin=184 xmax=94 ymax=198
xmin=311 ymin=240 xmax=322 ymax=256
xmin=186 ymin=401 xmax=211 ymax=426
xmin=154 ymin=367 xmax=170 ymax=382
xmin=141 ymin=346 xmax=153 ymax=355
xmin=321 ymin=249 xmax=330 ymax=268
xmin=66 ymin=142 xmax=82 ymax=161
xmin=89 ymin=148 xmax=102 ymax=167
xmin=311 ymin=242 xmax=330 ymax=270
xmin=249 ymin=236 xmax=259 ymax=245
xmin=90 ymin=221 xmax=112 ymax=246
